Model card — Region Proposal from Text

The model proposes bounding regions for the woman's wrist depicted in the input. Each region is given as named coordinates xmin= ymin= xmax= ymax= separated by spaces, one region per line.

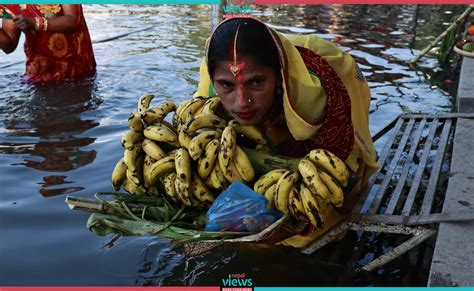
xmin=34 ymin=17 xmax=48 ymax=31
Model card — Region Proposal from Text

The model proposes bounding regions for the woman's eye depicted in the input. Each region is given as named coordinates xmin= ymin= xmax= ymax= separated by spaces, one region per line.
xmin=219 ymin=81 xmax=232 ymax=89
xmin=250 ymin=79 xmax=262 ymax=86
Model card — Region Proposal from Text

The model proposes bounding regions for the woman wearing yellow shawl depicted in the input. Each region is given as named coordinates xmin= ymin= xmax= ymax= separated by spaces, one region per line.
xmin=195 ymin=17 xmax=378 ymax=248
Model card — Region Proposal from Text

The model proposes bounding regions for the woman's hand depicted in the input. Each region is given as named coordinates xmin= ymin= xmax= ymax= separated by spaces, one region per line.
xmin=13 ymin=14 xmax=35 ymax=31
xmin=12 ymin=5 xmax=80 ymax=33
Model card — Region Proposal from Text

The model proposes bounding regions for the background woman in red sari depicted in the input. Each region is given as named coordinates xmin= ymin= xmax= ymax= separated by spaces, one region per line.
xmin=0 ymin=5 xmax=96 ymax=83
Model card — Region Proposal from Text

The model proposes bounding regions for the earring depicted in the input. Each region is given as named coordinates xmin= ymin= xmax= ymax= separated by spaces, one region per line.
xmin=275 ymin=87 xmax=283 ymax=96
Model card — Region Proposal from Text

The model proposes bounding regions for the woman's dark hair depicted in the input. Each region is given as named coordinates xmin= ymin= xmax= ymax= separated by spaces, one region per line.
xmin=207 ymin=18 xmax=280 ymax=78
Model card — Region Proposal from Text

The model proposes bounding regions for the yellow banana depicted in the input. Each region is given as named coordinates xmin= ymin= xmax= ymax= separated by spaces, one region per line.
xmin=229 ymin=120 xmax=267 ymax=145
xmin=298 ymin=158 xmax=331 ymax=202
xmin=145 ymin=156 xmax=176 ymax=187
xmin=126 ymin=169 xmax=142 ymax=186
xmin=160 ymin=120 xmax=178 ymax=135
xmin=143 ymin=154 xmax=157 ymax=186
xmin=288 ymin=185 xmax=308 ymax=222
xmin=143 ymin=125 xmax=179 ymax=147
xmin=179 ymin=98 xmax=206 ymax=124
xmin=141 ymin=101 xmax=176 ymax=125
xmin=174 ymin=148 xmax=192 ymax=186
xmin=175 ymin=176 xmax=192 ymax=206
xmin=142 ymin=138 xmax=166 ymax=161
xmin=167 ymin=149 xmax=178 ymax=158
xmin=184 ymin=114 xmax=227 ymax=134
xmin=162 ymin=172 xmax=180 ymax=203
xmin=253 ymin=169 xmax=287 ymax=195
xmin=190 ymin=174 xmax=215 ymax=205
xmin=319 ymin=170 xmax=344 ymax=208
xmin=221 ymin=159 xmax=245 ymax=183
xmin=123 ymin=144 xmax=142 ymax=172
xmin=300 ymin=183 xmax=324 ymax=228
xmin=173 ymin=99 xmax=192 ymax=127
xmin=263 ymin=183 xmax=277 ymax=209
xmin=123 ymin=177 xmax=146 ymax=196
xmin=233 ymin=145 xmax=255 ymax=182
xmin=218 ymin=126 xmax=236 ymax=169
xmin=228 ymin=119 xmax=240 ymax=127
xmin=121 ymin=130 xmax=143 ymax=150
xmin=137 ymin=94 xmax=154 ymax=114
xmin=201 ymin=97 xmax=221 ymax=115
xmin=127 ymin=112 xmax=144 ymax=132
xmin=147 ymin=185 xmax=160 ymax=196
xmin=111 ymin=158 xmax=127 ymax=191
xmin=126 ymin=153 xmax=144 ymax=186
xmin=306 ymin=149 xmax=349 ymax=187
xmin=274 ymin=170 xmax=299 ymax=214
xmin=204 ymin=163 xmax=228 ymax=191
xmin=188 ymin=130 xmax=220 ymax=160
xmin=197 ymin=138 xmax=220 ymax=179
xmin=189 ymin=127 xmax=223 ymax=138
xmin=194 ymin=103 xmax=205 ymax=117
xmin=178 ymin=125 xmax=192 ymax=149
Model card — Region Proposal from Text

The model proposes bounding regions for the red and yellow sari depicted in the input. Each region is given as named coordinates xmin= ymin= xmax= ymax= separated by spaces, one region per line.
xmin=2 ymin=5 xmax=96 ymax=82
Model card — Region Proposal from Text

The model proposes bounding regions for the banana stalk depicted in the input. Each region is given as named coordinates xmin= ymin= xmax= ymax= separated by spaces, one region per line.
xmin=241 ymin=147 xmax=300 ymax=175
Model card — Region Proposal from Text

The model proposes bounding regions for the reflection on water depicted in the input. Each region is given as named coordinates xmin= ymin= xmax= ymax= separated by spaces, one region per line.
xmin=0 ymin=78 xmax=100 ymax=196
xmin=0 ymin=4 xmax=468 ymax=286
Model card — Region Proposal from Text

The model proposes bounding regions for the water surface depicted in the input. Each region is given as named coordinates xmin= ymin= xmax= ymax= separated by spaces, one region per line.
xmin=0 ymin=4 xmax=466 ymax=286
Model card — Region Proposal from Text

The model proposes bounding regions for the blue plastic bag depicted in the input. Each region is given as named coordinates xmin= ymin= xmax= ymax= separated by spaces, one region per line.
xmin=205 ymin=182 xmax=283 ymax=232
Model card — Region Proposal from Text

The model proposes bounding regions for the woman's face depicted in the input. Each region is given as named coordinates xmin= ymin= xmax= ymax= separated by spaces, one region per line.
xmin=212 ymin=56 xmax=278 ymax=125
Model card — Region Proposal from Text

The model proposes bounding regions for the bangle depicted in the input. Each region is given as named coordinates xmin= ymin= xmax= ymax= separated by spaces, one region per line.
xmin=43 ymin=18 xmax=48 ymax=31
xmin=38 ymin=17 xmax=44 ymax=31
xmin=34 ymin=17 xmax=40 ymax=31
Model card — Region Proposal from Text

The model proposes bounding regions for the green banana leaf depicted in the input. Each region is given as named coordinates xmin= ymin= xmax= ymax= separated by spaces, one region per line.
xmin=71 ymin=192 xmax=305 ymax=245
xmin=87 ymin=213 xmax=248 ymax=243
xmin=438 ymin=27 xmax=457 ymax=64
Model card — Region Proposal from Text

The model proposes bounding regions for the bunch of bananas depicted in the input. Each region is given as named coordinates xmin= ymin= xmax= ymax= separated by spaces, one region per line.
xmin=172 ymin=96 xmax=269 ymax=193
xmin=111 ymin=94 xmax=351 ymax=229
xmin=253 ymin=149 xmax=350 ymax=229
xmin=111 ymin=94 xmax=264 ymax=209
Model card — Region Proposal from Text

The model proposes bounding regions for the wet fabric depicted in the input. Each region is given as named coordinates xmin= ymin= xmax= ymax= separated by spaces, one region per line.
xmin=195 ymin=18 xmax=379 ymax=248
xmin=2 ymin=5 xmax=96 ymax=82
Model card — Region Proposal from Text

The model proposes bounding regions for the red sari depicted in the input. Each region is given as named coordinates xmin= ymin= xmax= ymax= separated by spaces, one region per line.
xmin=3 ymin=5 xmax=96 ymax=82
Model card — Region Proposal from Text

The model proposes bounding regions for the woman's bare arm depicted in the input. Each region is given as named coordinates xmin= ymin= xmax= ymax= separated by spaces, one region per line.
xmin=0 ymin=19 xmax=20 ymax=54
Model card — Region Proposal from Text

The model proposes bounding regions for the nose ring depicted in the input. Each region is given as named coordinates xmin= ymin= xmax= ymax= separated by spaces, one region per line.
xmin=247 ymin=97 xmax=252 ymax=103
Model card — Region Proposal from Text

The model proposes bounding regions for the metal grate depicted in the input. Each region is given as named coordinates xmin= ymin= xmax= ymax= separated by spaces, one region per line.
xmin=302 ymin=113 xmax=474 ymax=271
xmin=353 ymin=114 xmax=455 ymax=220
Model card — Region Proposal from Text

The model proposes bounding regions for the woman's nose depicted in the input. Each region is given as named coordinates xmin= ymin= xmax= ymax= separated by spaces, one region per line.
xmin=235 ymin=87 xmax=249 ymax=107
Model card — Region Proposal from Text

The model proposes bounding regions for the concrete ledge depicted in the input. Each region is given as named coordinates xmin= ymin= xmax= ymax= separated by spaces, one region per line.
xmin=457 ymin=57 xmax=474 ymax=112
xmin=428 ymin=118 xmax=474 ymax=286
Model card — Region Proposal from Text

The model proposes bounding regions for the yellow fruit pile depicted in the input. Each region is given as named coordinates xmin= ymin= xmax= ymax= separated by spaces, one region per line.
xmin=111 ymin=94 xmax=351 ymax=229
xmin=253 ymin=149 xmax=349 ymax=228
xmin=111 ymin=94 xmax=266 ymax=209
